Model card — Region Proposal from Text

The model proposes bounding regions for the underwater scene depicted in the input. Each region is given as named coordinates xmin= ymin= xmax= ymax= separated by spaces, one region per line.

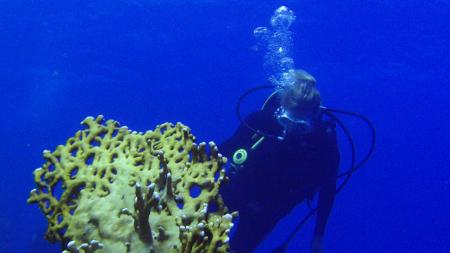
xmin=0 ymin=0 xmax=449 ymax=252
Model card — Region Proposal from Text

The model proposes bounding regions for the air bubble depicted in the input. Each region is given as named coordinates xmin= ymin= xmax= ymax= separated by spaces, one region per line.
xmin=280 ymin=57 xmax=295 ymax=72
xmin=253 ymin=6 xmax=297 ymax=88
xmin=253 ymin=26 xmax=270 ymax=41
xmin=270 ymin=6 xmax=296 ymax=30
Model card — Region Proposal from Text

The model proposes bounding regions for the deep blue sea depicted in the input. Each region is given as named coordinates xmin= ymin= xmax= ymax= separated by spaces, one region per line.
xmin=1 ymin=0 xmax=449 ymax=252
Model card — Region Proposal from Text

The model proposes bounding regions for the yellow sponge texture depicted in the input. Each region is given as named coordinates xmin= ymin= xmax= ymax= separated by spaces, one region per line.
xmin=28 ymin=115 xmax=236 ymax=253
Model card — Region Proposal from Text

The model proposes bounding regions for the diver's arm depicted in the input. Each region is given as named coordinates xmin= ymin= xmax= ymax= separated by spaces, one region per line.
xmin=309 ymin=170 xmax=336 ymax=253
xmin=313 ymin=127 xmax=340 ymax=239
xmin=311 ymin=158 xmax=338 ymax=253
xmin=313 ymin=174 xmax=336 ymax=238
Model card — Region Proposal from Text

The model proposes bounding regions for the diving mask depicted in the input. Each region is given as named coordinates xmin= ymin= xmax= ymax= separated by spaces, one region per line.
xmin=274 ymin=106 xmax=315 ymax=136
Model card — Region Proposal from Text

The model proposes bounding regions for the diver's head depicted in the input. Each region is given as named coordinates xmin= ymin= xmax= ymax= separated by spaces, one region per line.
xmin=275 ymin=69 xmax=321 ymax=135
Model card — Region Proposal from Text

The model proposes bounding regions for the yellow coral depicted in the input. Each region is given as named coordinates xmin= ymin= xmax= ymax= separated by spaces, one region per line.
xmin=28 ymin=115 xmax=236 ymax=253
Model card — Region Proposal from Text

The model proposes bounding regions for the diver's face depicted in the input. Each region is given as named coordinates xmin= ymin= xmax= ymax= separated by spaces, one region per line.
xmin=278 ymin=76 xmax=320 ymax=136
xmin=276 ymin=107 xmax=315 ymax=135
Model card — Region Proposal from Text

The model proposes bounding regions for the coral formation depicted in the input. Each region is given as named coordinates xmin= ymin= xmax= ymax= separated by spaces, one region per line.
xmin=28 ymin=115 xmax=236 ymax=253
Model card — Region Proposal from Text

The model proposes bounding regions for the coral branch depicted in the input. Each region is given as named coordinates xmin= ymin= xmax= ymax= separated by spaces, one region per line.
xmin=63 ymin=240 xmax=104 ymax=253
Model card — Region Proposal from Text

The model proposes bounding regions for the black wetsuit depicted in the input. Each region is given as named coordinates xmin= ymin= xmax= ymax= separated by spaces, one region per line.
xmin=220 ymin=102 xmax=340 ymax=253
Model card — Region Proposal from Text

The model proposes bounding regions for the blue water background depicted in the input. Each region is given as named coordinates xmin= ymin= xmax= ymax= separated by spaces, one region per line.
xmin=1 ymin=0 xmax=449 ymax=252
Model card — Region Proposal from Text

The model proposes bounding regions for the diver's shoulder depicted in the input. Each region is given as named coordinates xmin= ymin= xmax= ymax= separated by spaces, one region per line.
xmin=318 ymin=116 xmax=337 ymax=136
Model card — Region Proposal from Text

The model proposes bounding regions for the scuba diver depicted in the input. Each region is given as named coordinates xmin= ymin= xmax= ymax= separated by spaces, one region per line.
xmin=220 ymin=69 xmax=339 ymax=253
xmin=219 ymin=6 xmax=375 ymax=252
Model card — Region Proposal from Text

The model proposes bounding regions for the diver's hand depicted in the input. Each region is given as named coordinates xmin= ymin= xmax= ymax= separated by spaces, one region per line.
xmin=311 ymin=236 xmax=324 ymax=253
